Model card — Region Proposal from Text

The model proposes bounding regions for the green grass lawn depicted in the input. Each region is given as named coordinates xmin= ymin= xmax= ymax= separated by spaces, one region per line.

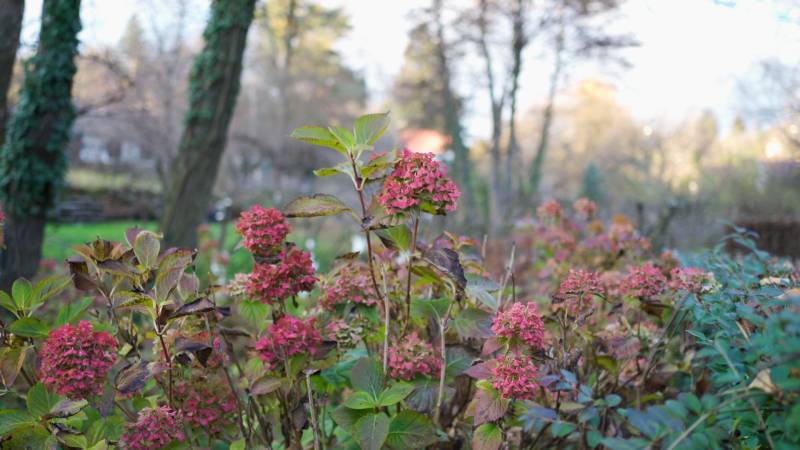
xmin=42 ymin=220 xmax=353 ymax=276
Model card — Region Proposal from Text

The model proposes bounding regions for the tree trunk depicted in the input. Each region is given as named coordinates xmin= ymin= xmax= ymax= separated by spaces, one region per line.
xmin=433 ymin=0 xmax=476 ymax=231
xmin=0 ymin=0 xmax=81 ymax=290
xmin=0 ymin=0 xmax=24 ymax=148
xmin=528 ymin=22 xmax=564 ymax=201
xmin=504 ymin=0 xmax=527 ymax=223
xmin=161 ymin=0 xmax=257 ymax=248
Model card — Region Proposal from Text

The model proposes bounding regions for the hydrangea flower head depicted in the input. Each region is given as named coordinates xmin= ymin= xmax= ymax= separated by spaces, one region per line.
xmin=378 ymin=149 xmax=460 ymax=215
xmin=573 ymin=198 xmax=597 ymax=219
xmin=235 ymin=205 xmax=290 ymax=257
xmin=387 ymin=332 xmax=440 ymax=380
xmin=554 ymin=269 xmax=604 ymax=311
xmin=120 ymin=406 xmax=185 ymax=450
xmin=622 ymin=263 xmax=667 ymax=298
xmin=247 ymin=248 xmax=316 ymax=303
xmin=255 ymin=315 xmax=322 ymax=370
xmin=536 ymin=200 xmax=562 ymax=221
xmin=175 ymin=378 xmax=236 ymax=435
xmin=320 ymin=264 xmax=377 ymax=311
xmin=38 ymin=320 xmax=117 ymax=399
xmin=491 ymin=354 xmax=540 ymax=400
xmin=669 ymin=267 xmax=711 ymax=294
xmin=491 ymin=302 xmax=545 ymax=350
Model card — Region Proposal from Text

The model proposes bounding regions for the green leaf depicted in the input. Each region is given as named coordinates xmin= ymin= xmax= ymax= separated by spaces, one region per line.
xmin=680 ymin=392 xmax=702 ymax=414
xmin=283 ymin=194 xmax=355 ymax=219
xmin=61 ymin=435 xmax=88 ymax=448
xmin=8 ymin=318 xmax=49 ymax=338
xmin=0 ymin=410 xmax=37 ymax=434
xmin=329 ymin=126 xmax=355 ymax=151
xmin=26 ymin=383 xmax=61 ymax=418
xmin=378 ymin=382 xmax=415 ymax=406
xmin=467 ymin=382 xmax=509 ymax=426
xmin=378 ymin=225 xmax=411 ymax=251
xmin=0 ymin=346 xmax=31 ymax=387
xmin=330 ymin=404 xmax=369 ymax=431
xmin=30 ymin=275 xmax=72 ymax=309
xmin=349 ymin=357 xmax=384 ymax=400
xmin=54 ymin=297 xmax=93 ymax=326
xmin=354 ymin=112 xmax=390 ymax=145
xmin=134 ymin=231 xmax=161 ymax=269
xmin=45 ymin=398 xmax=87 ymax=419
xmin=354 ymin=412 xmax=390 ymax=450
xmin=11 ymin=278 xmax=32 ymax=310
xmin=343 ymin=391 xmax=379 ymax=409
xmin=550 ymin=422 xmax=577 ymax=438
xmin=410 ymin=298 xmax=449 ymax=321
xmin=290 ymin=126 xmax=347 ymax=155
xmin=472 ymin=423 xmax=503 ymax=450
xmin=452 ymin=307 xmax=494 ymax=339
xmin=385 ymin=411 xmax=437 ymax=449
xmin=0 ymin=291 xmax=18 ymax=316
xmin=587 ymin=430 xmax=603 ymax=448
xmin=605 ymin=394 xmax=622 ymax=407
xmin=238 ymin=300 xmax=268 ymax=328
xmin=229 ymin=439 xmax=246 ymax=450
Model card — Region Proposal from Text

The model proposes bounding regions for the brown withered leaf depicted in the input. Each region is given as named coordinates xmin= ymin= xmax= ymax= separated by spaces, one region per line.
xmin=115 ymin=360 xmax=150 ymax=395
xmin=67 ymin=256 xmax=95 ymax=291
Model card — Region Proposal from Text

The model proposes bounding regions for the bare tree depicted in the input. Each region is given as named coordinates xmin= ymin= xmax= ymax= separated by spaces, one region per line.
xmin=0 ymin=0 xmax=24 ymax=148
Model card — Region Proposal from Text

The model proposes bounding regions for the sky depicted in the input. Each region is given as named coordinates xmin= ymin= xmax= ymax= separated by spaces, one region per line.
xmin=21 ymin=0 xmax=800 ymax=137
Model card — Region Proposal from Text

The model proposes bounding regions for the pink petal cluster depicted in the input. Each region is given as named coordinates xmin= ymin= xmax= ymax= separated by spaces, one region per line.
xmin=536 ymin=200 xmax=562 ymax=221
xmin=378 ymin=149 xmax=460 ymax=215
xmin=669 ymin=267 xmax=710 ymax=294
xmin=38 ymin=320 xmax=117 ymax=399
xmin=255 ymin=315 xmax=322 ymax=370
xmin=320 ymin=265 xmax=377 ymax=310
xmin=175 ymin=379 xmax=236 ymax=435
xmin=572 ymin=198 xmax=597 ymax=218
xmin=235 ymin=205 xmax=291 ymax=257
xmin=387 ymin=332 xmax=441 ymax=380
xmin=491 ymin=302 xmax=545 ymax=350
xmin=622 ymin=263 xmax=667 ymax=298
xmin=491 ymin=354 xmax=540 ymax=400
xmin=553 ymin=269 xmax=604 ymax=315
xmin=247 ymin=249 xmax=317 ymax=303
xmin=120 ymin=406 xmax=185 ymax=450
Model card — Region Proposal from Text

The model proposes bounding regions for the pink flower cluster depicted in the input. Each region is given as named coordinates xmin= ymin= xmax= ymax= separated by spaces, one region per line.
xmin=378 ymin=149 xmax=460 ymax=215
xmin=120 ymin=406 xmax=185 ymax=450
xmin=320 ymin=265 xmax=377 ymax=310
xmin=553 ymin=269 xmax=604 ymax=314
xmin=247 ymin=249 xmax=317 ymax=303
xmin=536 ymin=200 xmax=562 ymax=221
xmin=491 ymin=302 xmax=545 ymax=349
xmin=38 ymin=321 xmax=117 ymax=399
xmin=387 ymin=332 xmax=441 ymax=380
xmin=490 ymin=354 xmax=540 ymax=400
xmin=175 ymin=379 xmax=236 ymax=435
xmin=669 ymin=267 xmax=710 ymax=294
xmin=255 ymin=315 xmax=322 ymax=370
xmin=573 ymin=198 xmax=597 ymax=218
xmin=622 ymin=263 xmax=667 ymax=298
xmin=235 ymin=205 xmax=290 ymax=257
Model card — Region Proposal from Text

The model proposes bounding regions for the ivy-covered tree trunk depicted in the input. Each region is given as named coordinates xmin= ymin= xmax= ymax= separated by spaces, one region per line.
xmin=0 ymin=0 xmax=25 ymax=147
xmin=161 ymin=0 xmax=256 ymax=248
xmin=0 ymin=0 xmax=81 ymax=290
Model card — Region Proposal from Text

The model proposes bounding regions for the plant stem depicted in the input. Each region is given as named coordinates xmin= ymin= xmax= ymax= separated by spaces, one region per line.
xmin=381 ymin=266 xmax=390 ymax=374
xmin=434 ymin=301 xmax=455 ymax=426
xmin=666 ymin=391 xmax=761 ymax=450
xmin=155 ymin=323 xmax=173 ymax=408
xmin=306 ymin=372 xmax=321 ymax=450
xmin=404 ymin=214 xmax=419 ymax=332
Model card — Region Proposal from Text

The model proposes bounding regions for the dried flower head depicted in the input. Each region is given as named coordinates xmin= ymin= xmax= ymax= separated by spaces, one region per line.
xmin=235 ymin=205 xmax=290 ymax=257
xmin=669 ymin=267 xmax=711 ymax=294
xmin=622 ymin=263 xmax=667 ymax=298
xmin=378 ymin=149 xmax=460 ymax=215
xmin=491 ymin=354 xmax=540 ymax=400
xmin=320 ymin=264 xmax=377 ymax=311
xmin=387 ymin=332 xmax=441 ymax=380
xmin=120 ymin=406 xmax=185 ymax=450
xmin=255 ymin=315 xmax=322 ymax=370
xmin=247 ymin=249 xmax=317 ymax=303
xmin=492 ymin=302 xmax=546 ymax=350
xmin=226 ymin=272 xmax=251 ymax=299
xmin=38 ymin=320 xmax=117 ymax=399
